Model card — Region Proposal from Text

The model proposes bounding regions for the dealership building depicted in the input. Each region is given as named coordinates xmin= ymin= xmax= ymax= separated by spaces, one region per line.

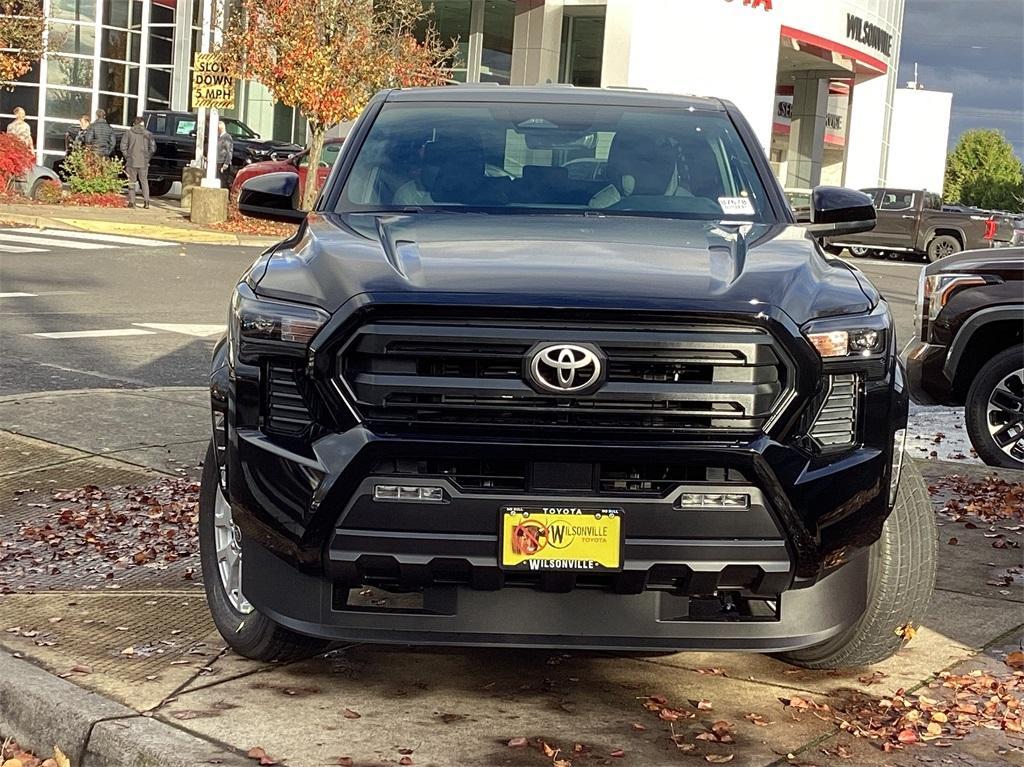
xmin=4 ymin=0 xmax=944 ymax=193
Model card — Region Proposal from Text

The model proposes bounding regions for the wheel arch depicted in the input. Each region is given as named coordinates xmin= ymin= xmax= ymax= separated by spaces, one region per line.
xmin=921 ymin=226 xmax=965 ymax=251
xmin=944 ymin=306 xmax=1024 ymax=399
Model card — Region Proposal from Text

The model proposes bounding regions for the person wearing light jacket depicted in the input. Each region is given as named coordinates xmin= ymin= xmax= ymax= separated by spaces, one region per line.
xmin=217 ymin=121 xmax=234 ymax=188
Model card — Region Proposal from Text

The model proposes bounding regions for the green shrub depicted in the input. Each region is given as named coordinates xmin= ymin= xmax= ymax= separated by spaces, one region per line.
xmin=63 ymin=146 xmax=125 ymax=195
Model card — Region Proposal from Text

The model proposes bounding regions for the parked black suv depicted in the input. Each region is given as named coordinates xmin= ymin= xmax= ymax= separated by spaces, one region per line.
xmin=201 ymin=86 xmax=934 ymax=669
xmin=907 ymin=248 xmax=1024 ymax=468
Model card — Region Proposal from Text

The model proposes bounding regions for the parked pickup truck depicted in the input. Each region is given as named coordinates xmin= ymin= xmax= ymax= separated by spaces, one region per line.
xmin=825 ymin=187 xmax=1013 ymax=262
xmin=119 ymin=111 xmax=302 ymax=197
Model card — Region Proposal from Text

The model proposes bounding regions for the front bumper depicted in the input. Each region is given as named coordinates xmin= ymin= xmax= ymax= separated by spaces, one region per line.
xmin=243 ymin=534 xmax=867 ymax=652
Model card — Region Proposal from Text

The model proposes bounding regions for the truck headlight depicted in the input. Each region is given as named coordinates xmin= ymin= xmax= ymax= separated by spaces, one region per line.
xmin=923 ymin=274 xmax=988 ymax=324
xmin=229 ymin=283 xmax=329 ymax=362
xmin=803 ymin=303 xmax=890 ymax=359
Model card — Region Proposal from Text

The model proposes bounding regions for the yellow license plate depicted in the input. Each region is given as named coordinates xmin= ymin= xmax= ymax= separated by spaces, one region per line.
xmin=500 ymin=507 xmax=622 ymax=571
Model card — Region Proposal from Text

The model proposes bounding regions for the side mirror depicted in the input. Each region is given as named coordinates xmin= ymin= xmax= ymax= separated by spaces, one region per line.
xmin=806 ymin=186 xmax=876 ymax=237
xmin=237 ymin=172 xmax=307 ymax=224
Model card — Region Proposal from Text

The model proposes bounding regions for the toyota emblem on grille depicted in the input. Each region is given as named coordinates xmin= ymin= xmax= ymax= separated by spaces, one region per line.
xmin=528 ymin=344 xmax=603 ymax=394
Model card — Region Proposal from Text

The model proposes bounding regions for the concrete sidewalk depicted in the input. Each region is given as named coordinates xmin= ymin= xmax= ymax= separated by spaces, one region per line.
xmin=0 ymin=201 xmax=283 ymax=247
xmin=1 ymin=387 xmax=1022 ymax=766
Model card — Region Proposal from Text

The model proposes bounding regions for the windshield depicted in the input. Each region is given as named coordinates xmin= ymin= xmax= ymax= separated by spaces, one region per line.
xmin=223 ymin=118 xmax=258 ymax=139
xmin=339 ymin=101 xmax=772 ymax=220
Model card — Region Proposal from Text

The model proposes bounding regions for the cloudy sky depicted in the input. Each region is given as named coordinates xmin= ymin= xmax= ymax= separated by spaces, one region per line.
xmin=898 ymin=0 xmax=1024 ymax=158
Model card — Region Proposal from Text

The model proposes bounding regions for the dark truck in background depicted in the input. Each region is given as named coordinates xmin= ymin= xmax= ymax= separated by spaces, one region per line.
xmin=825 ymin=187 xmax=1013 ymax=262
xmin=121 ymin=111 xmax=302 ymax=197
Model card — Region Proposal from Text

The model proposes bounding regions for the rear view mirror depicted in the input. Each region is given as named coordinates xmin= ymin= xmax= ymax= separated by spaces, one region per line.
xmin=237 ymin=173 xmax=307 ymax=224
xmin=805 ymin=186 xmax=876 ymax=237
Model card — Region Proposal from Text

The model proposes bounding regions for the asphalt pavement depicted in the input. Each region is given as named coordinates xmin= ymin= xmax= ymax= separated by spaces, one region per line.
xmin=0 ymin=232 xmax=260 ymax=394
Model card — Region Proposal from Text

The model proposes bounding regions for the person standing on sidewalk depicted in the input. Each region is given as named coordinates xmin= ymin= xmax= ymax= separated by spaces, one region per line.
xmin=120 ymin=116 xmax=156 ymax=209
xmin=81 ymin=109 xmax=115 ymax=157
xmin=217 ymin=121 xmax=234 ymax=188
xmin=6 ymin=107 xmax=34 ymax=151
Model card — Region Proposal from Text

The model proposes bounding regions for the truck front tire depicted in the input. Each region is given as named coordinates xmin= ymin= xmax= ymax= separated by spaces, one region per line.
xmin=778 ymin=456 xmax=935 ymax=669
xmin=199 ymin=443 xmax=332 ymax=661
xmin=965 ymin=347 xmax=1024 ymax=469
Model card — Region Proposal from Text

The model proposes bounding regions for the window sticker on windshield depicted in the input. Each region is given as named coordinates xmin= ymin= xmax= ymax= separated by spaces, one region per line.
xmin=718 ymin=196 xmax=755 ymax=215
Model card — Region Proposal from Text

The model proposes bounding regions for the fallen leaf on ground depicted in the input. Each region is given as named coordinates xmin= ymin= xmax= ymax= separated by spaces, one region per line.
xmin=1006 ymin=651 xmax=1024 ymax=669
xmin=334 ymin=759 xmax=353 ymax=767
xmin=610 ymin=749 xmax=625 ymax=758
xmin=507 ymin=737 xmax=528 ymax=748
xmin=705 ymin=756 xmax=734 ymax=764
xmin=245 ymin=747 xmax=278 ymax=765
xmin=744 ymin=712 xmax=770 ymax=726
xmin=895 ymin=623 xmax=917 ymax=642
xmin=342 ymin=708 xmax=360 ymax=719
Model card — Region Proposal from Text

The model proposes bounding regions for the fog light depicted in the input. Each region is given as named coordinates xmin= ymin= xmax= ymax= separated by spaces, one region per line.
xmin=374 ymin=485 xmax=399 ymax=499
xmin=374 ymin=484 xmax=445 ymax=503
xmin=676 ymin=492 xmax=750 ymax=510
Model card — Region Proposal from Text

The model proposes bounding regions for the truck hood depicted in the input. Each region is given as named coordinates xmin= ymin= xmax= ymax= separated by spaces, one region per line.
xmin=254 ymin=212 xmax=876 ymax=325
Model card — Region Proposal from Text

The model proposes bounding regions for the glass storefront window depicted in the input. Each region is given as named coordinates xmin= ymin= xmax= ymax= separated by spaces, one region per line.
xmin=559 ymin=13 xmax=605 ymax=87
xmin=99 ymin=62 xmax=130 ymax=95
xmin=147 ymin=68 xmax=172 ymax=104
xmin=480 ymin=0 xmax=512 ymax=84
xmin=45 ymin=87 xmax=91 ymax=120
xmin=418 ymin=0 xmax=470 ymax=79
xmin=103 ymin=0 xmax=131 ymax=29
xmin=50 ymin=0 xmax=97 ymax=23
xmin=51 ymin=22 xmax=97 ymax=55
xmin=101 ymin=29 xmax=136 ymax=62
xmin=47 ymin=56 xmax=94 ymax=88
xmin=97 ymin=93 xmax=126 ymax=124
xmin=1 ymin=85 xmax=40 ymax=118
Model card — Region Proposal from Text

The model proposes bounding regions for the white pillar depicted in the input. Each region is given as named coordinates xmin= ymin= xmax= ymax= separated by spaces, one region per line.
xmin=91 ymin=0 xmax=104 ymax=119
xmin=193 ymin=0 xmax=211 ymax=168
xmin=136 ymin=0 xmax=152 ymax=116
xmin=200 ymin=0 xmax=223 ymax=187
xmin=785 ymin=72 xmax=829 ymax=190
xmin=34 ymin=0 xmax=52 ymax=165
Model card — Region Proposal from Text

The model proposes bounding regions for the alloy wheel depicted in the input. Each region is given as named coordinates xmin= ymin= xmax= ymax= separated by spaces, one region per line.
xmin=935 ymin=241 xmax=955 ymax=258
xmin=987 ymin=367 xmax=1024 ymax=465
xmin=213 ymin=485 xmax=254 ymax=614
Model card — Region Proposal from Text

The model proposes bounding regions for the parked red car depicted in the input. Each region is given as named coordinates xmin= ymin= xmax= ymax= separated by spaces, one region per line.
xmin=231 ymin=137 xmax=344 ymax=205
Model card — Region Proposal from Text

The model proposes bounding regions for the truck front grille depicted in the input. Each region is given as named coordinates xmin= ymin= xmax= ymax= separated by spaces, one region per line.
xmin=339 ymin=320 xmax=789 ymax=439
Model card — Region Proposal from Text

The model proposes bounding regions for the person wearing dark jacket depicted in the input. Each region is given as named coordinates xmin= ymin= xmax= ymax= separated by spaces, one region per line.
xmin=120 ymin=116 xmax=157 ymax=209
xmin=81 ymin=109 xmax=115 ymax=157
xmin=216 ymin=121 xmax=234 ymax=188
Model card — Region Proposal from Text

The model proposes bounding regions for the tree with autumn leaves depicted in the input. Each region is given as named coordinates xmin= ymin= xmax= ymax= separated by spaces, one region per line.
xmin=0 ymin=0 xmax=47 ymax=85
xmin=219 ymin=0 xmax=452 ymax=210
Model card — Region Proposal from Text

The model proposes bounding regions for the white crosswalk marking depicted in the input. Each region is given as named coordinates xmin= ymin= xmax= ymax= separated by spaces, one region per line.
xmin=5 ymin=228 xmax=175 ymax=248
xmin=0 ymin=292 xmax=38 ymax=298
xmin=0 ymin=232 xmax=107 ymax=250
xmin=133 ymin=323 xmax=226 ymax=337
xmin=33 ymin=329 xmax=158 ymax=339
xmin=2 ymin=245 xmax=48 ymax=253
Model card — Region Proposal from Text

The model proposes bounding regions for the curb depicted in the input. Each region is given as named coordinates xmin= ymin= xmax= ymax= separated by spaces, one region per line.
xmin=0 ymin=212 xmax=277 ymax=248
xmin=0 ymin=650 xmax=250 ymax=767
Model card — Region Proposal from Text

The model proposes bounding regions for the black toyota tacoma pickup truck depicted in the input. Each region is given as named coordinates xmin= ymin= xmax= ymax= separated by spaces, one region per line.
xmin=201 ymin=86 xmax=934 ymax=669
